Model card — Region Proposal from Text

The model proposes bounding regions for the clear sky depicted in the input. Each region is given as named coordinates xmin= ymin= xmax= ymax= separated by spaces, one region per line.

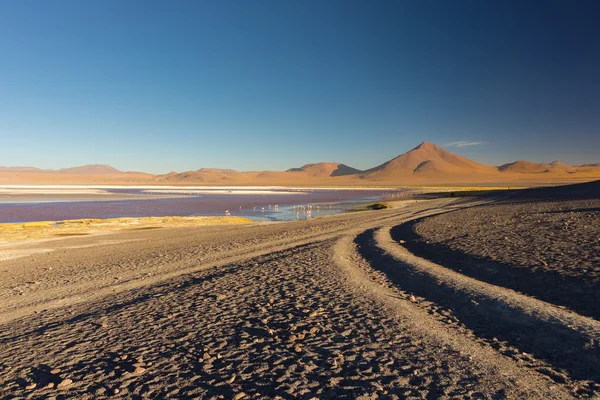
xmin=0 ymin=0 xmax=598 ymax=173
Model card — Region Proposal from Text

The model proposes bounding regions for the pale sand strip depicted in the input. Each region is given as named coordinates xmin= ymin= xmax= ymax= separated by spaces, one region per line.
xmin=0 ymin=216 xmax=253 ymax=261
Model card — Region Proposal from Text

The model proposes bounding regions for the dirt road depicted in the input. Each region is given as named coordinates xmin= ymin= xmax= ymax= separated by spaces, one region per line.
xmin=0 ymin=197 xmax=597 ymax=399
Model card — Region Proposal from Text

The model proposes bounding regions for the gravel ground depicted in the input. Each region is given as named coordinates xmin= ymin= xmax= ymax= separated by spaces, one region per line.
xmin=0 ymin=240 xmax=508 ymax=399
xmin=0 ymin=193 xmax=597 ymax=399
xmin=401 ymin=181 xmax=600 ymax=320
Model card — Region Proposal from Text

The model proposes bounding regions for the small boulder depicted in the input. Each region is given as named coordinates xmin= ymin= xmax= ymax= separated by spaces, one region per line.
xmin=57 ymin=378 xmax=73 ymax=389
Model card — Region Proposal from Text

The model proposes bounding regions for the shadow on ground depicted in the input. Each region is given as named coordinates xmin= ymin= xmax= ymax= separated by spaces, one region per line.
xmin=355 ymin=228 xmax=600 ymax=384
xmin=391 ymin=220 xmax=600 ymax=321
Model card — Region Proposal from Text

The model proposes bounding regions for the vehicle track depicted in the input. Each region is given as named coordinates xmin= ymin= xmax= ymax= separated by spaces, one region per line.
xmin=1 ymin=197 xmax=592 ymax=398
xmin=2 ymin=239 xmax=560 ymax=399
xmin=352 ymin=226 xmax=600 ymax=391
xmin=0 ymin=198 xmax=486 ymax=324
xmin=332 ymin=235 xmax=575 ymax=398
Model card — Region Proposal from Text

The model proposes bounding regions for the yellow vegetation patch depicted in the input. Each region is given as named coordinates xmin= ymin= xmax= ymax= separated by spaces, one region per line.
xmin=0 ymin=216 xmax=253 ymax=242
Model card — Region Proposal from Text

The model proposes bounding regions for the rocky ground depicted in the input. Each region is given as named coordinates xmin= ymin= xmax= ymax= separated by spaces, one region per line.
xmin=0 ymin=186 xmax=599 ymax=399
xmin=404 ymin=184 xmax=600 ymax=320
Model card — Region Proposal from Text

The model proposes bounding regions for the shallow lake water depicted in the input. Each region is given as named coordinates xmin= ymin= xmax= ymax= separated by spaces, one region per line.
xmin=0 ymin=187 xmax=407 ymax=223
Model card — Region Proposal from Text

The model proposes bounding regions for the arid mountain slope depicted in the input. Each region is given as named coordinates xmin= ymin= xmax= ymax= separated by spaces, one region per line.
xmin=364 ymin=142 xmax=497 ymax=179
xmin=57 ymin=164 xmax=122 ymax=174
xmin=287 ymin=162 xmax=363 ymax=177
xmin=549 ymin=161 xmax=570 ymax=169
xmin=499 ymin=160 xmax=552 ymax=173
xmin=1 ymin=142 xmax=599 ymax=186
xmin=0 ymin=166 xmax=45 ymax=172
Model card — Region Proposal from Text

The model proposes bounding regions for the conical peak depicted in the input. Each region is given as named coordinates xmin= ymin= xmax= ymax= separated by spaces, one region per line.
xmin=412 ymin=141 xmax=437 ymax=151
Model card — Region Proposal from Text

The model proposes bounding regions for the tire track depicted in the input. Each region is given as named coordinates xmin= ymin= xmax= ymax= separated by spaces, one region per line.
xmin=7 ymin=196 xmax=576 ymax=398
xmin=1 ymin=238 xmax=549 ymax=399
xmin=351 ymin=226 xmax=600 ymax=394
xmin=0 ymin=197 xmax=483 ymax=324
xmin=0 ymin=209 xmax=409 ymax=324
xmin=332 ymin=233 xmax=575 ymax=399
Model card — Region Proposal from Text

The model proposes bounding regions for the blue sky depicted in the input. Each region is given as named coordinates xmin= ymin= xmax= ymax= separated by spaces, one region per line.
xmin=0 ymin=0 xmax=598 ymax=173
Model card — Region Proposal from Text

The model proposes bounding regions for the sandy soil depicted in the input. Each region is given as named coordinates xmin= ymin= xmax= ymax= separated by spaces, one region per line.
xmin=0 ymin=194 xmax=598 ymax=398
xmin=0 ymin=216 xmax=252 ymax=242
xmin=0 ymin=216 xmax=252 ymax=261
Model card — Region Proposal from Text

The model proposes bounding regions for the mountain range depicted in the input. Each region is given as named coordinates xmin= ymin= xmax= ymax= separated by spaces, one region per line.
xmin=0 ymin=164 xmax=121 ymax=174
xmin=1 ymin=142 xmax=599 ymax=186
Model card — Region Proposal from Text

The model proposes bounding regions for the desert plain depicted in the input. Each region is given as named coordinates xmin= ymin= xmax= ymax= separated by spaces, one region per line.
xmin=0 ymin=178 xmax=598 ymax=399
xmin=1 ymin=143 xmax=600 ymax=399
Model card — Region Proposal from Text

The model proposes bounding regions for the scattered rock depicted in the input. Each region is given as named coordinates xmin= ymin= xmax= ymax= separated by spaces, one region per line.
xmin=25 ymin=382 xmax=36 ymax=390
xmin=50 ymin=368 xmax=61 ymax=374
xmin=233 ymin=392 xmax=246 ymax=400
xmin=57 ymin=378 xmax=73 ymax=388
xmin=409 ymin=295 xmax=417 ymax=303
xmin=133 ymin=366 xmax=146 ymax=375
xmin=294 ymin=345 xmax=303 ymax=353
xmin=226 ymin=374 xmax=236 ymax=384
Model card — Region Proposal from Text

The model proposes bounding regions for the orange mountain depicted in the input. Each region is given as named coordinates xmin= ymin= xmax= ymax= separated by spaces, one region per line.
xmin=498 ymin=160 xmax=552 ymax=173
xmin=287 ymin=162 xmax=362 ymax=177
xmin=57 ymin=164 xmax=122 ymax=174
xmin=1 ymin=142 xmax=599 ymax=186
xmin=363 ymin=142 xmax=497 ymax=179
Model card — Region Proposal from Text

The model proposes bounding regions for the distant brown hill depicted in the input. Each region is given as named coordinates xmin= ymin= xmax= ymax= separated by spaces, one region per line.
xmin=57 ymin=164 xmax=122 ymax=174
xmin=363 ymin=142 xmax=497 ymax=179
xmin=498 ymin=160 xmax=552 ymax=173
xmin=287 ymin=162 xmax=363 ymax=177
xmin=498 ymin=160 xmax=580 ymax=174
xmin=0 ymin=166 xmax=46 ymax=172
xmin=579 ymin=163 xmax=600 ymax=168
xmin=155 ymin=168 xmax=243 ymax=183
xmin=1 ymin=142 xmax=599 ymax=186
xmin=196 ymin=168 xmax=238 ymax=174
xmin=0 ymin=164 xmax=122 ymax=174
xmin=549 ymin=161 xmax=570 ymax=169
